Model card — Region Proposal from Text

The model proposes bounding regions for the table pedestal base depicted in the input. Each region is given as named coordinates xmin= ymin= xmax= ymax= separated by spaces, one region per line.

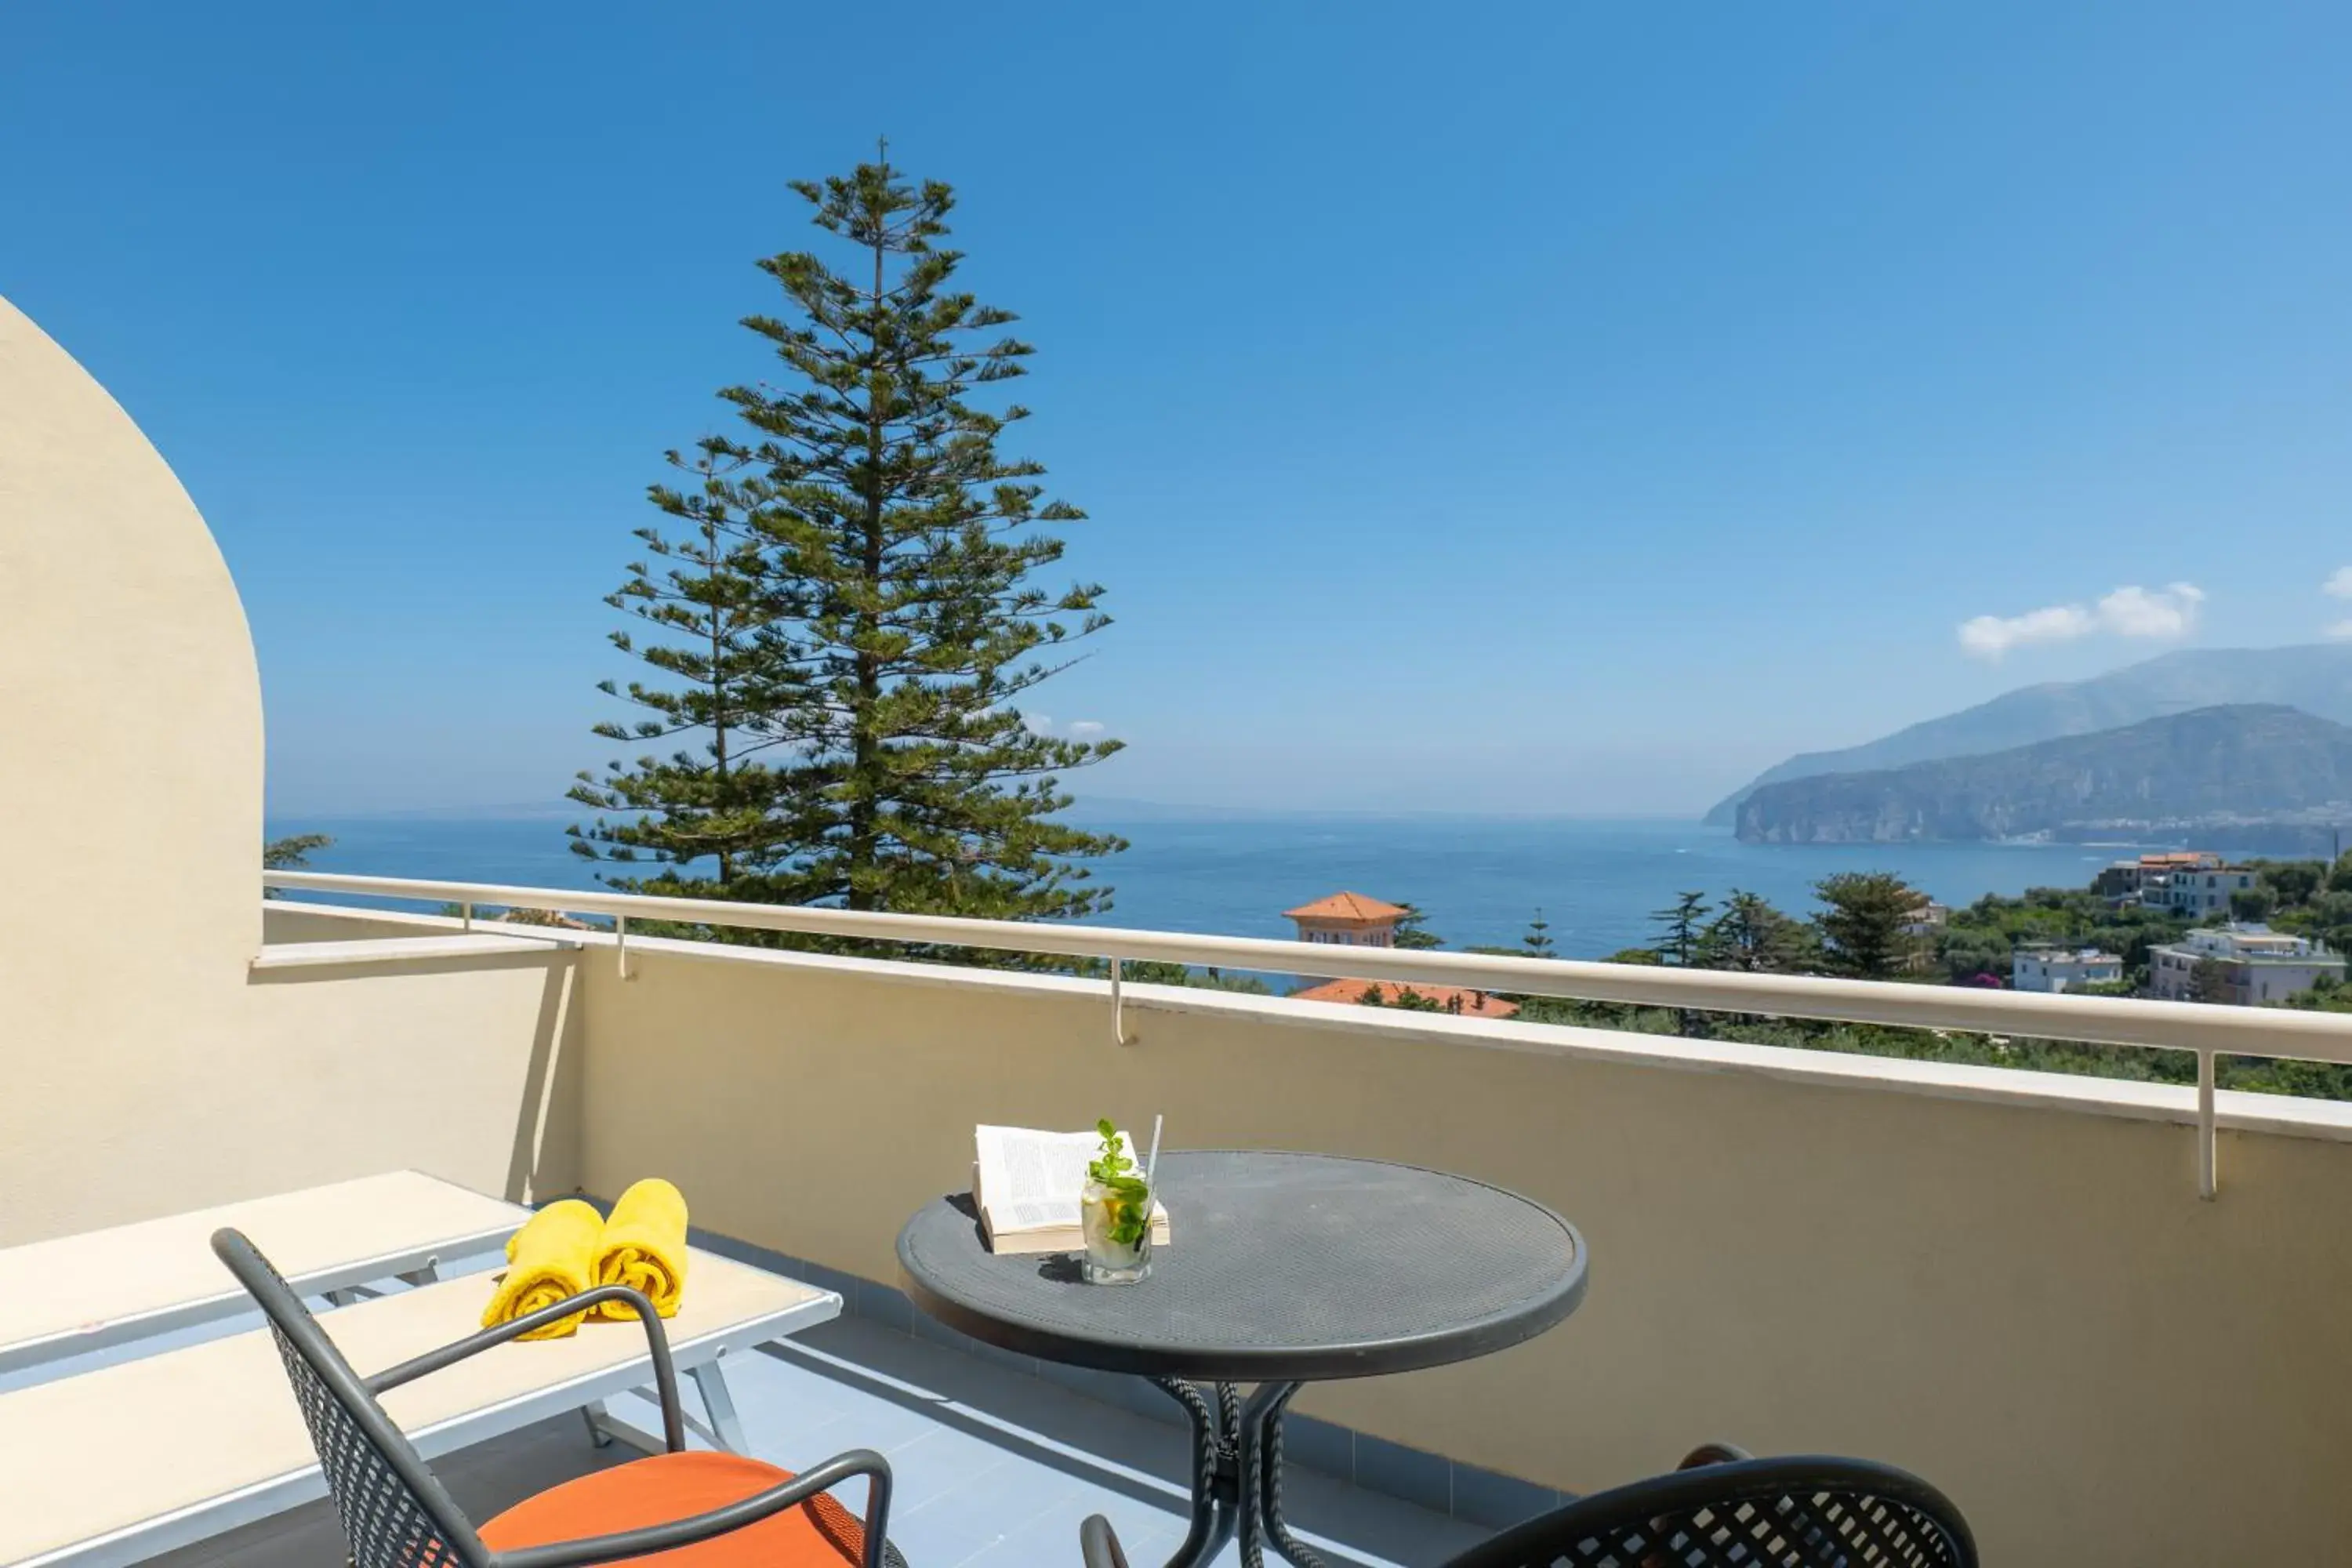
xmin=1152 ymin=1378 xmax=1328 ymax=1568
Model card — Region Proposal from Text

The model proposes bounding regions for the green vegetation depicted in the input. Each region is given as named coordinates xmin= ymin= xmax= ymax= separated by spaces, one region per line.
xmin=1085 ymin=1120 xmax=1152 ymax=1247
xmin=1115 ymin=960 xmax=1272 ymax=995
xmin=1649 ymin=891 xmax=1711 ymax=967
xmin=1697 ymin=890 xmax=1816 ymax=974
xmin=1813 ymin=872 xmax=1922 ymax=979
xmin=263 ymin=833 xmax=330 ymax=870
xmin=261 ymin=833 xmax=331 ymax=898
xmin=1391 ymin=903 xmax=1445 ymax=949
xmin=570 ymin=150 xmax=1120 ymax=943
xmin=1357 ymin=985 xmax=1448 ymax=1013
xmin=1934 ymin=885 xmax=2187 ymax=989
xmin=1493 ymin=852 xmax=2352 ymax=1101
xmin=1520 ymin=908 xmax=1556 ymax=960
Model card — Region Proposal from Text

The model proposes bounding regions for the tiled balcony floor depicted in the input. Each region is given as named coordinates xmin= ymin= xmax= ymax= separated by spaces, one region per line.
xmin=149 ymin=1296 xmax=1489 ymax=1568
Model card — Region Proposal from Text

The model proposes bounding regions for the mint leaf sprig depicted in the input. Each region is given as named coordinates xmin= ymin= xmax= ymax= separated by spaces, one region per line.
xmin=1087 ymin=1118 xmax=1152 ymax=1247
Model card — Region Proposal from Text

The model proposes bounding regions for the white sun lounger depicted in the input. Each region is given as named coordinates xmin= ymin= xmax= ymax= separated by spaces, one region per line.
xmin=0 ymin=1244 xmax=839 ymax=1568
xmin=0 ymin=1170 xmax=527 ymax=1377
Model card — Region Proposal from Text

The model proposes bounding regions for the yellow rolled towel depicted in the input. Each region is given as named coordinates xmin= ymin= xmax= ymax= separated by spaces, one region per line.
xmin=481 ymin=1199 xmax=604 ymax=1341
xmin=592 ymin=1178 xmax=689 ymax=1322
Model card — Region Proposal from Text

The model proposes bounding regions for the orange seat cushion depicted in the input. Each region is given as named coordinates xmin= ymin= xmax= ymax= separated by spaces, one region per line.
xmin=479 ymin=1450 xmax=869 ymax=1567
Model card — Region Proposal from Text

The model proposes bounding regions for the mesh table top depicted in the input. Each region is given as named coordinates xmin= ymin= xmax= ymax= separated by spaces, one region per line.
xmin=896 ymin=1150 xmax=1586 ymax=1381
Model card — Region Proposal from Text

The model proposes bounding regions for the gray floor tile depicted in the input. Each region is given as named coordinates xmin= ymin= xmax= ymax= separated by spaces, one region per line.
xmin=895 ymin=1460 xmax=1093 ymax=1567
xmin=885 ymin=1421 xmax=1028 ymax=1513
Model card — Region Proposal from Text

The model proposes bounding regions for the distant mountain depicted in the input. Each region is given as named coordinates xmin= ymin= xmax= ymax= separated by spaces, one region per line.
xmin=1734 ymin=705 xmax=2352 ymax=844
xmin=1705 ymin=644 xmax=2352 ymax=826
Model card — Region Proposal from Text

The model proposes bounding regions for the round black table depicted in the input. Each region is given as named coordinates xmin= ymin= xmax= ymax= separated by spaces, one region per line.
xmin=897 ymin=1151 xmax=1587 ymax=1568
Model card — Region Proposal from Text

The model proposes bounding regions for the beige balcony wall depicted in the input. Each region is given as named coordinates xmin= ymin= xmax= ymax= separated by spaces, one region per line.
xmin=0 ymin=296 xmax=583 ymax=1240
xmin=573 ymin=936 xmax=2352 ymax=1566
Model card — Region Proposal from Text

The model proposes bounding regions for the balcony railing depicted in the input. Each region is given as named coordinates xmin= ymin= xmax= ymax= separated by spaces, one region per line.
xmin=264 ymin=869 xmax=2352 ymax=1200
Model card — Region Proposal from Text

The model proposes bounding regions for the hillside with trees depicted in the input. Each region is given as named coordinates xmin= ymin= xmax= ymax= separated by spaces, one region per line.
xmin=1735 ymin=705 xmax=2352 ymax=844
xmin=1707 ymin=642 xmax=2352 ymax=824
xmin=1457 ymin=852 xmax=2352 ymax=1097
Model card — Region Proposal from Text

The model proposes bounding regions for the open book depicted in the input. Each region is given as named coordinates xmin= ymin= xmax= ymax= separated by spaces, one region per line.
xmin=974 ymin=1125 xmax=1173 ymax=1256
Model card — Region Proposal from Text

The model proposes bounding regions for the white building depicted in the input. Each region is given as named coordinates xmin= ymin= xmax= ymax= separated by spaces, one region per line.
xmin=2095 ymin=851 xmax=2223 ymax=906
xmin=2162 ymin=866 xmax=2259 ymax=918
xmin=2148 ymin=924 xmax=2346 ymax=1006
xmin=2012 ymin=946 xmax=2124 ymax=994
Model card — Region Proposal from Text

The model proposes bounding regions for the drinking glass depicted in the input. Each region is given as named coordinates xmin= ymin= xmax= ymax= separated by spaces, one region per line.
xmin=1079 ymin=1175 xmax=1152 ymax=1284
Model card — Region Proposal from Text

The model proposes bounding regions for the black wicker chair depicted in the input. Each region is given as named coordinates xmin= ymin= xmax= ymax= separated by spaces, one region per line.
xmin=212 ymin=1227 xmax=902 ymax=1568
xmin=1081 ymin=1446 xmax=1973 ymax=1568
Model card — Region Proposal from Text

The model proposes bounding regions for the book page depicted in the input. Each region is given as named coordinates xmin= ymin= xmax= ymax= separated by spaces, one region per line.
xmin=975 ymin=1125 xmax=1167 ymax=1235
xmin=975 ymin=1126 xmax=1097 ymax=1233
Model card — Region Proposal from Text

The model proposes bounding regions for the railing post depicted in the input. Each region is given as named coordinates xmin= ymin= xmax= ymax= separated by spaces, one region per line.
xmin=1110 ymin=956 xmax=1128 ymax=1045
xmin=616 ymin=915 xmax=632 ymax=982
xmin=460 ymin=900 xmax=473 ymax=932
xmin=2197 ymin=1048 xmax=2217 ymax=1200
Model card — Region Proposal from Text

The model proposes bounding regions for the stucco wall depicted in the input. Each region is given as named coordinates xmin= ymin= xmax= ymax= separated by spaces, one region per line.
xmin=572 ymin=937 xmax=2352 ymax=1566
xmin=0 ymin=296 xmax=579 ymax=1240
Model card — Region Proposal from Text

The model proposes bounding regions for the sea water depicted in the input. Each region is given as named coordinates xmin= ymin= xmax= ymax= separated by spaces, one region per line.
xmin=267 ymin=809 xmax=2155 ymax=960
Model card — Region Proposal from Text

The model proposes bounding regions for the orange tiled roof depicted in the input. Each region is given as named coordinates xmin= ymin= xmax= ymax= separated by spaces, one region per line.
xmin=1282 ymin=891 xmax=1410 ymax=922
xmin=1290 ymin=978 xmax=1519 ymax=1019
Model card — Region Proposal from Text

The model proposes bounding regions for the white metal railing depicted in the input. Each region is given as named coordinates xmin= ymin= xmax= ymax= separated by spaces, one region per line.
xmin=263 ymin=869 xmax=2352 ymax=1199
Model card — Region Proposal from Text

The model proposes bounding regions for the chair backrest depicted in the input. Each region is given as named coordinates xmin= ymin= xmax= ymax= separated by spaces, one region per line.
xmin=1443 ymin=1454 xmax=1975 ymax=1568
xmin=211 ymin=1228 xmax=492 ymax=1568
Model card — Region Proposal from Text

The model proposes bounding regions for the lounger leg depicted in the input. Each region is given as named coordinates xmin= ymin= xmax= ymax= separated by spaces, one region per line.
xmin=396 ymin=1259 xmax=440 ymax=1287
xmin=583 ymin=1398 xmax=678 ymax=1455
xmin=581 ymin=1401 xmax=615 ymax=1448
xmin=690 ymin=1360 xmax=750 ymax=1454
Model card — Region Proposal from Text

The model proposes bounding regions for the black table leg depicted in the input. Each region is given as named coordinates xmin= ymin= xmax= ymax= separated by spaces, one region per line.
xmin=1153 ymin=1378 xmax=1240 ymax=1568
xmin=1248 ymin=1382 xmax=1328 ymax=1568
xmin=1153 ymin=1378 xmax=1328 ymax=1568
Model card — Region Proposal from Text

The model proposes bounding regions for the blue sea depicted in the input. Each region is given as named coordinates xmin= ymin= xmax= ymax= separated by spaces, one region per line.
xmin=266 ymin=808 xmax=2165 ymax=960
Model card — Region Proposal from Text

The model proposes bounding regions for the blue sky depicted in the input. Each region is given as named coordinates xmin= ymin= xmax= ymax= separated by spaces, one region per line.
xmin=6 ymin=2 xmax=2350 ymax=815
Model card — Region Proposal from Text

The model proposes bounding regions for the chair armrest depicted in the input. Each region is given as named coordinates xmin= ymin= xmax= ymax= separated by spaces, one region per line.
xmin=364 ymin=1284 xmax=684 ymax=1451
xmin=1080 ymin=1515 xmax=1130 ymax=1568
xmin=491 ymin=1447 xmax=895 ymax=1568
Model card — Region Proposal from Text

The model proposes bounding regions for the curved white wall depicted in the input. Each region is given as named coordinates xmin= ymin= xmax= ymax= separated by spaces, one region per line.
xmin=0 ymin=295 xmax=577 ymax=1240
xmin=0 ymin=292 xmax=265 ymax=950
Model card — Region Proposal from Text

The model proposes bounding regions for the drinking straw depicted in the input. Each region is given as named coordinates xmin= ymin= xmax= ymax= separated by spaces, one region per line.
xmin=1142 ymin=1113 xmax=1163 ymax=1195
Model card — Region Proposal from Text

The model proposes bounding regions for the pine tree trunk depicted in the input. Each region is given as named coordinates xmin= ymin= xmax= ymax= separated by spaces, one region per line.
xmin=848 ymin=220 xmax=887 ymax=909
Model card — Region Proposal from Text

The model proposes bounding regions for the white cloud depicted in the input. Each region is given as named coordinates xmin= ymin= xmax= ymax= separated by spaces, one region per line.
xmin=2325 ymin=566 xmax=2352 ymax=600
xmin=1958 ymin=582 xmax=2205 ymax=659
xmin=1021 ymin=713 xmax=1053 ymax=735
xmin=2328 ymin=620 xmax=2352 ymax=642
xmin=1958 ymin=604 xmax=2093 ymax=658
xmin=1067 ymin=720 xmax=1106 ymax=739
xmin=2093 ymin=582 xmax=2205 ymax=638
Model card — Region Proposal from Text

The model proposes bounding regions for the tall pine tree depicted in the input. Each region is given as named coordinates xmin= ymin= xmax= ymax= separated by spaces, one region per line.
xmin=1650 ymin=891 xmax=1712 ymax=966
xmin=569 ymin=444 xmax=795 ymax=894
xmin=1813 ymin=872 xmax=1922 ymax=979
xmin=1698 ymin=890 xmax=1813 ymax=973
xmin=573 ymin=150 xmax=1122 ymax=924
xmin=1521 ymin=907 xmax=1556 ymax=960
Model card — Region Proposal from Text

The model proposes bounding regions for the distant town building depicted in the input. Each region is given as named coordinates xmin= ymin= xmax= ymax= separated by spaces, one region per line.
xmin=2160 ymin=866 xmax=2259 ymax=919
xmin=1901 ymin=902 xmax=1950 ymax=936
xmin=2148 ymin=924 xmax=2345 ymax=1006
xmin=1290 ymin=978 xmax=1519 ymax=1018
xmin=2095 ymin=851 xmax=2226 ymax=906
xmin=1283 ymin=891 xmax=1410 ymax=947
xmin=2012 ymin=946 xmax=2124 ymax=994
